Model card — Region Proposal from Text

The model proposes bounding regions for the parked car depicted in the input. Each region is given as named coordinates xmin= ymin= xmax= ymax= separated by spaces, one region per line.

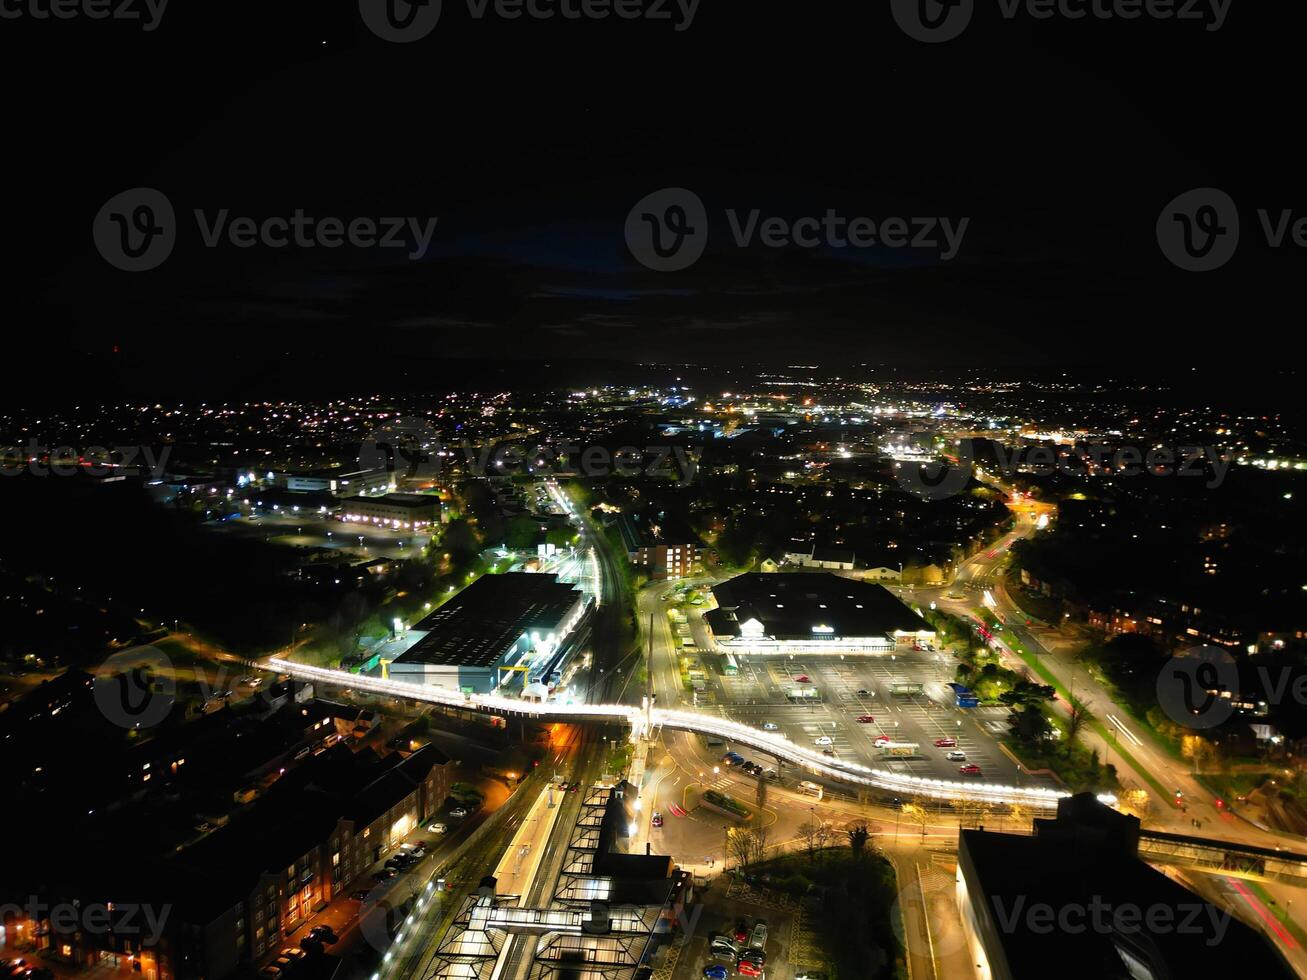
xmin=704 ymin=966 xmax=729 ymax=980
xmin=749 ymin=920 xmax=768 ymax=949
xmin=762 ymin=721 xmax=778 ymax=731
xmin=372 ymin=869 xmax=397 ymax=881
xmin=814 ymin=735 xmax=833 ymax=746
xmin=280 ymin=948 xmax=306 ymax=961
xmin=651 ymin=811 xmax=664 ymax=828
xmin=856 ymin=688 xmax=870 ymax=696
xmin=934 ymin=737 xmax=957 ymax=748
xmin=739 ymin=947 xmax=767 ymax=965
xmin=709 ymin=936 xmax=740 ymax=961
xmin=795 ymin=675 xmax=810 ymax=683
xmin=822 ymin=748 xmax=835 ymax=756
xmin=946 ymin=750 xmax=967 ymax=761
xmin=873 ymin=735 xmax=893 ymax=747
xmin=450 ymin=806 xmax=470 ymax=818
xmin=855 ymin=715 xmax=875 ymax=723
xmin=428 ymin=822 xmax=447 ymax=834
xmin=258 ymin=967 xmax=283 ymax=979
xmin=350 ymin=889 xmax=372 ymax=901
xmin=737 ymin=959 xmax=764 ymax=978
xmin=959 ymin=764 xmax=982 ymax=776
xmin=309 ymin=925 xmax=338 ymax=944
xmin=733 ymin=921 xmax=750 ymax=943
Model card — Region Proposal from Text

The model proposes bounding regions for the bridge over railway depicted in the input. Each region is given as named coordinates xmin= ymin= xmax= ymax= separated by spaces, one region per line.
xmin=1139 ymin=829 xmax=1307 ymax=885
xmin=266 ymin=658 xmax=1096 ymax=809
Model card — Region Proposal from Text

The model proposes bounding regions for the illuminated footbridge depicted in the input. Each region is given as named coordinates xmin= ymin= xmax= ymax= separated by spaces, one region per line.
xmin=266 ymin=658 xmax=1100 ymax=809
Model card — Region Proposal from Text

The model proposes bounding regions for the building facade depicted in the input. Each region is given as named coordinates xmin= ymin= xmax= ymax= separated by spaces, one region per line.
xmin=340 ymin=492 xmax=441 ymax=530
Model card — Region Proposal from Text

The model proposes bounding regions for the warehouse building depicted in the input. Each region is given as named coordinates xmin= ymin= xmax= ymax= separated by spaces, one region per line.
xmin=386 ymin=573 xmax=588 ymax=693
xmin=705 ymin=572 xmax=933 ymax=654
xmin=340 ymin=492 xmax=441 ymax=529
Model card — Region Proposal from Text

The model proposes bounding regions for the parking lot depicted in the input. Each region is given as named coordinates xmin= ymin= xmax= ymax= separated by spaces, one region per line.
xmin=707 ymin=649 xmax=1055 ymax=789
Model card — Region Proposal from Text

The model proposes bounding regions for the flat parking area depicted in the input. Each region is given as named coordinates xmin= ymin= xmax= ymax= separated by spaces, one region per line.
xmin=714 ymin=651 xmax=1055 ymax=790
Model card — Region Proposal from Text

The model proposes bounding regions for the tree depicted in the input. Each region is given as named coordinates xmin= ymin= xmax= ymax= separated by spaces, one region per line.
xmin=442 ymin=518 xmax=481 ymax=563
xmin=1006 ymin=802 xmax=1030 ymax=835
xmin=901 ymin=802 xmax=930 ymax=840
xmin=1009 ymin=703 xmax=1052 ymax=743
xmin=1066 ymin=695 xmax=1088 ymax=742
xmin=728 ymin=828 xmax=766 ymax=871
xmin=1181 ymin=735 xmax=1217 ymax=774
xmin=845 ymin=821 xmax=872 ymax=856
xmin=504 ymin=514 xmax=541 ymax=549
xmin=797 ymin=819 xmax=823 ymax=862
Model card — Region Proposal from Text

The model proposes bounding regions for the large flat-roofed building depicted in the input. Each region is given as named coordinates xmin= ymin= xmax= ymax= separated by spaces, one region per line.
xmin=387 ymin=573 xmax=586 ymax=693
xmin=284 ymin=467 xmax=393 ymax=496
xmin=340 ymin=492 xmax=441 ymax=529
xmin=957 ymin=793 xmax=1294 ymax=979
xmin=705 ymin=572 xmax=933 ymax=654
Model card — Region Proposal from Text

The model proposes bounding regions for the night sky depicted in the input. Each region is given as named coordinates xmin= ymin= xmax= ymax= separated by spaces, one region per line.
xmin=3 ymin=0 xmax=1299 ymax=398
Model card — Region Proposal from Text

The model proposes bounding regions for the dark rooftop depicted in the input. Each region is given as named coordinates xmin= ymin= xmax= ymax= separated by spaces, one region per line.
xmin=395 ymin=573 xmax=583 ymax=669
xmin=708 ymin=572 xmax=931 ymax=640
xmin=344 ymin=492 xmax=440 ymax=509
xmin=960 ymin=794 xmax=1294 ymax=978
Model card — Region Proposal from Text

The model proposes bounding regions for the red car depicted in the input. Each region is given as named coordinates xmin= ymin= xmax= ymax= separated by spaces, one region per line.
xmin=737 ymin=959 xmax=764 ymax=978
xmin=856 ymin=715 xmax=875 ymax=723
xmin=794 ymin=675 xmax=810 ymax=683
xmin=733 ymin=922 xmax=749 ymax=943
xmin=934 ymin=737 xmax=957 ymax=747
xmin=959 ymin=764 xmax=982 ymax=776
